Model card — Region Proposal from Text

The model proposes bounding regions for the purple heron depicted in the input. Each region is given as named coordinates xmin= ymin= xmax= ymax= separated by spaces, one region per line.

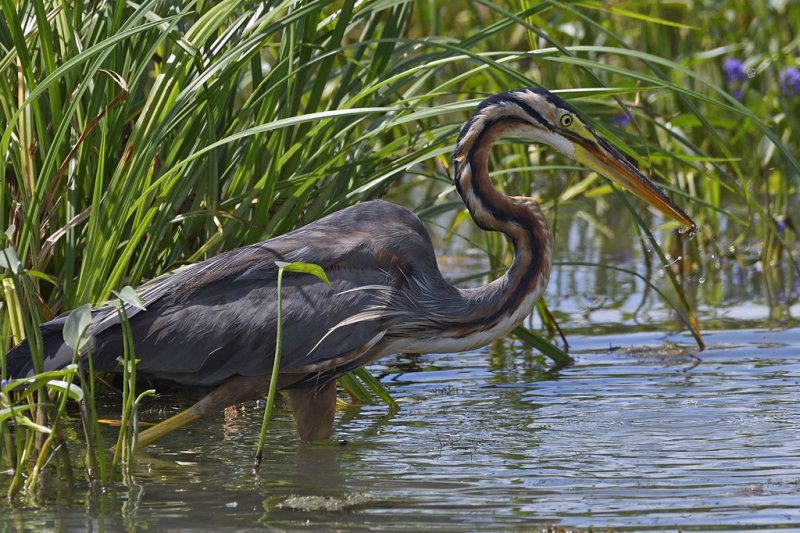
xmin=4 ymin=88 xmax=695 ymax=446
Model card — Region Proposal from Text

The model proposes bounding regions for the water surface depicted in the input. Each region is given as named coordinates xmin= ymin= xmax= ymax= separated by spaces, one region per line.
xmin=3 ymin=328 xmax=798 ymax=531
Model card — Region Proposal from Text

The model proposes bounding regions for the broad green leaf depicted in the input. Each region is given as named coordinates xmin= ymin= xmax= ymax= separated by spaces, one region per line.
xmin=112 ymin=285 xmax=147 ymax=311
xmin=46 ymin=380 xmax=85 ymax=402
xmin=276 ymin=261 xmax=330 ymax=285
xmin=63 ymin=304 xmax=93 ymax=351
xmin=0 ymin=247 xmax=22 ymax=274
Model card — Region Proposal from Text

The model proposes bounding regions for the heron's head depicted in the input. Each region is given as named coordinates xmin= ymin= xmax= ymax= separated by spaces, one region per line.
xmin=454 ymin=87 xmax=696 ymax=230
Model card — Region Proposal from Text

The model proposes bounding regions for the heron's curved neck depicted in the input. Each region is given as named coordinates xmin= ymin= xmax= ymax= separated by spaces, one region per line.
xmin=450 ymin=119 xmax=554 ymax=341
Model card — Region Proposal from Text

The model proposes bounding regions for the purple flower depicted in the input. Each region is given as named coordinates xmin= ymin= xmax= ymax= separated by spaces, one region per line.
xmin=779 ymin=67 xmax=800 ymax=96
xmin=723 ymin=58 xmax=748 ymax=83
xmin=1 ymin=378 xmax=8 ymax=389
xmin=723 ymin=58 xmax=749 ymax=100
xmin=776 ymin=218 xmax=787 ymax=237
xmin=609 ymin=112 xmax=631 ymax=128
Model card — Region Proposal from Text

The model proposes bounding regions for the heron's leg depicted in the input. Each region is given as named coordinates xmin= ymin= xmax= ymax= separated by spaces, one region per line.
xmin=287 ymin=380 xmax=337 ymax=441
xmin=135 ymin=375 xmax=273 ymax=449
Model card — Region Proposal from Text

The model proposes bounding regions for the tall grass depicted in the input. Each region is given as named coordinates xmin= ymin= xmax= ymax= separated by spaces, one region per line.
xmin=2 ymin=0 xmax=798 ymax=492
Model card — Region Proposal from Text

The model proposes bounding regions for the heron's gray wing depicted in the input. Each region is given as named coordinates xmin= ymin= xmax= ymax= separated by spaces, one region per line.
xmin=84 ymin=200 xmax=436 ymax=386
xmin=6 ymin=200 xmax=441 ymax=384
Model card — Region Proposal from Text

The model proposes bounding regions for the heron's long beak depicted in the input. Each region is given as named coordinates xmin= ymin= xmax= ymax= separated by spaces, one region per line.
xmin=572 ymin=136 xmax=696 ymax=230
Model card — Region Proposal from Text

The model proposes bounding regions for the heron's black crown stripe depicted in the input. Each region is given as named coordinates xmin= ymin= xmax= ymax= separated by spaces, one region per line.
xmin=456 ymin=88 xmax=553 ymax=155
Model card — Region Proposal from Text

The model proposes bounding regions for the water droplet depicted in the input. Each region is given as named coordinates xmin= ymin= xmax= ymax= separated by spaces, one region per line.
xmin=663 ymin=256 xmax=683 ymax=269
xmin=678 ymin=223 xmax=699 ymax=239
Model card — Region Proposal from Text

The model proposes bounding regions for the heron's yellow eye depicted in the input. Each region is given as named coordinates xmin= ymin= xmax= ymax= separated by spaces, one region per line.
xmin=559 ymin=113 xmax=574 ymax=128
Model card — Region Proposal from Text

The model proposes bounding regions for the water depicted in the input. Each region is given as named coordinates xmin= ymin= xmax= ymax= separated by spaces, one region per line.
xmin=2 ymin=328 xmax=799 ymax=531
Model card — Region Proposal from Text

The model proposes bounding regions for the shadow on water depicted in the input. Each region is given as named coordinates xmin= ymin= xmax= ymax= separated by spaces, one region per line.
xmin=2 ymin=202 xmax=799 ymax=531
